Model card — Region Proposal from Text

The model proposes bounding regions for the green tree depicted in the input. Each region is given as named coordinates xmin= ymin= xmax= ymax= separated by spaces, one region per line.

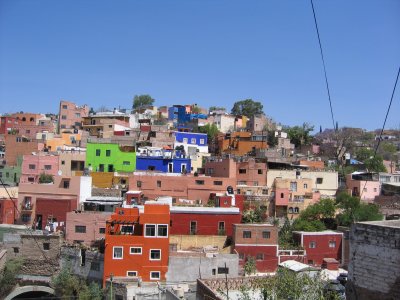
xmin=231 ymin=99 xmax=264 ymax=117
xmin=0 ymin=258 xmax=24 ymax=298
xmin=198 ymin=123 xmax=219 ymax=141
xmin=267 ymin=130 xmax=278 ymax=147
xmin=132 ymin=94 xmax=155 ymax=110
xmin=335 ymin=193 xmax=383 ymax=226
xmin=39 ymin=173 xmax=54 ymax=184
xmin=209 ymin=106 xmax=226 ymax=112
xmin=355 ymin=148 xmax=386 ymax=172
xmin=243 ymin=256 xmax=257 ymax=275
xmin=285 ymin=122 xmax=314 ymax=148
xmin=78 ymin=281 xmax=103 ymax=300
xmin=278 ymin=218 xmax=296 ymax=248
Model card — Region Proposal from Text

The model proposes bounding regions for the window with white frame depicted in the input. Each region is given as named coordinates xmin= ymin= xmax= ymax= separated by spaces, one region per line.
xmin=130 ymin=247 xmax=142 ymax=255
xmin=150 ymin=249 xmax=161 ymax=260
xmin=121 ymin=225 xmax=134 ymax=235
xmin=191 ymin=138 xmax=196 ymax=144
xmin=157 ymin=224 xmax=168 ymax=237
xmin=127 ymin=271 xmax=138 ymax=277
xmin=145 ymin=224 xmax=156 ymax=237
xmin=309 ymin=241 xmax=316 ymax=249
xmin=182 ymin=138 xmax=188 ymax=144
xmin=150 ymin=271 xmax=160 ymax=280
xmin=200 ymin=138 xmax=205 ymax=144
xmin=113 ymin=246 xmax=123 ymax=259
xmin=329 ymin=241 xmax=336 ymax=248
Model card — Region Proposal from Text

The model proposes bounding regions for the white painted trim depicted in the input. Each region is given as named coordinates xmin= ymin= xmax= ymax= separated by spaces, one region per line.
xmin=129 ymin=246 xmax=142 ymax=255
xmin=126 ymin=270 xmax=138 ymax=277
xmin=112 ymin=246 xmax=123 ymax=260
xmin=149 ymin=249 xmax=161 ymax=261
xmin=150 ymin=271 xmax=161 ymax=280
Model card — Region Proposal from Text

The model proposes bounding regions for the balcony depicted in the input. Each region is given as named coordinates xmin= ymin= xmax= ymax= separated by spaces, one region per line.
xmin=20 ymin=203 xmax=34 ymax=212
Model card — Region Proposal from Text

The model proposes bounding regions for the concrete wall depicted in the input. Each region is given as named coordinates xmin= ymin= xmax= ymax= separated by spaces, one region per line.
xmin=347 ymin=221 xmax=400 ymax=300
xmin=166 ymin=253 xmax=239 ymax=282
xmin=169 ymin=235 xmax=230 ymax=253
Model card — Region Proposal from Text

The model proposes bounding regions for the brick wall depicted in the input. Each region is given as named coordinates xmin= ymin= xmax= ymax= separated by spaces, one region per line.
xmin=347 ymin=221 xmax=400 ymax=300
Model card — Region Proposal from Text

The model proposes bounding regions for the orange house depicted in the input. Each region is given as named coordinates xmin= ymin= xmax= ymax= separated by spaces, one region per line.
xmin=103 ymin=203 xmax=170 ymax=286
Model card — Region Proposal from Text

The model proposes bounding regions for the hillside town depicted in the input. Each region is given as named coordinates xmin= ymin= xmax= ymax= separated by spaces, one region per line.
xmin=0 ymin=97 xmax=399 ymax=300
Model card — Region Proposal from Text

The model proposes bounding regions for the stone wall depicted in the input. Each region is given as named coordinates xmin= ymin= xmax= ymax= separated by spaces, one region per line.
xmin=347 ymin=220 xmax=400 ymax=300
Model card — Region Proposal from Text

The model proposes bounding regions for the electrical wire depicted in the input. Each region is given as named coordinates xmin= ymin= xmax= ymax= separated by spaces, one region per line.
xmin=310 ymin=0 xmax=336 ymax=130
xmin=360 ymin=66 xmax=400 ymax=199
xmin=0 ymin=178 xmax=49 ymax=260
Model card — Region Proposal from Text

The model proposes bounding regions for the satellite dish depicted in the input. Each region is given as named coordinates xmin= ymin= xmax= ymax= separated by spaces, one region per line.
xmin=58 ymin=170 xmax=62 ymax=176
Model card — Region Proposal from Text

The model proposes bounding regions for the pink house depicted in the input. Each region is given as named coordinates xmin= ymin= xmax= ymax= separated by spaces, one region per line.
xmin=346 ymin=173 xmax=380 ymax=202
xmin=65 ymin=211 xmax=112 ymax=246
xmin=20 ymin=154 xmax=60 ymax=183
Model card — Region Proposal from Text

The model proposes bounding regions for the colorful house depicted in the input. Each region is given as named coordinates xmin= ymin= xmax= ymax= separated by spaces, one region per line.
xmin=136 ymin=146 xmax=191 ymax=174
xmin=232 ymin=223 xmax=279 ymax=273
xmin=86 ymin=142 xmax=136 ymax=172
xmin=20 ymin=154 xmax=60 ymax=184
xmin=103 ymin=203 xmax=170 ymax=285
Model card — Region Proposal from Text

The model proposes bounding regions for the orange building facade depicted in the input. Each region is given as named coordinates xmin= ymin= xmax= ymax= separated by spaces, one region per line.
xmin=103 ymin=203 xmax=170 ymax=286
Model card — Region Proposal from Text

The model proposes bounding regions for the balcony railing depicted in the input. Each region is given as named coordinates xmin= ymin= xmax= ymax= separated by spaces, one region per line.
xmin=20 ymin=203 xmax=34 ymax=211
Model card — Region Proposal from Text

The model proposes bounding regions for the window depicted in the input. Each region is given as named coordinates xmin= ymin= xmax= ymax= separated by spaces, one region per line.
xmin=214 ymin=180 xmax=223 ymax=186
xmin=207 ymin=168 xmax=214 ymax=175
xmin=256 ymin=253 xmax=264 ymax=260
xmin=13 ymin=247 xmax=19 ymax=253
xmin=158 ymin=224 xmax=168 ymax=237
xmin=157 ymin=180 xmax=161 ymax=188
xmin=43 ymin=243 xmax=50 ymax=250
xmin=258 ymin=169 xmax=263 ymax=174
xmin=106 ymin=150 xmax=111 ymax=157
xmin=239 ymin=169 xmax=246 ymax=174
xmin=168 ymin=163 xmax=173 ymax=173
xmin=190 ymin=138 xmax=196 ymax=144
xmin=200 ymin=138 xmax=205 ymax=144
xmin=262 ymin=189 xmax=268 ymax=195
xmin=212 ymin=269 xmax=216 ymax=275
xmin=61 ymin=160 xmax=65 ymax=165
xmin=62 ymin=105 xmax=68 ymax=109
xmin=29 ymin=164 xmax=36 ymax=170
xmin=182 ymin=138 xmax=188 ymax=144
xmin=308 ymin=260 xmax=314 ymax=265
xmin=75 ymin=113 xmax=81 ymax=118
xmin=5 ymin=172 xmax=9 ymax=178
xmin=309 ymin=241 xmax=316 ymax=249
xmin=28 ymin=177 xmax=35 ymax=183
xmin=137 ymin=181 xmax=142 ymax=188
xmin=329 ymin=241 xmax=336 ymax=248
xmin=239 ymin=253 xmax=244 ymax=260
xmin=75 ymin=225 xmax=86 ymax=233
xmin=113 ymin=247 xmax=123 ymax=259
xmin=44 ymin=165 xmax=52 ymax=170
xmin=150 ymin=249 xmax=161 ymax=260
xmin=145 ymin=224 xmax=156 ymax=237
xmin=218 ymin=222 xmax=225 ymax=235
xmin=130 ymin=247 xmax=142 ymax=255
xmin=190 ymin=221 xmax=197 ymax=235
xmin=290 ymin=182 xmax=297 ymax=192
xmin=316 ymin=178 xmax=323 ymax=184
xmin=304 ymin=183 xmax=308 ymax=189
xmin=90 ymin=262 xmax=100 ymax=271
xmin=121 ymin=225 xmax=134 ymax=234
xmin=127 ymin=271 xmax=137 ymax=277
xmin=280 ymin=193 xmax=284 ymax=198
xmin=195 ymin=180 xmax=204 ymax=185
xmin=243 ymin=230 xmax=251 ymax=238
xmin=63 ymin=180 xmax=70 ymax=189
xmin=96 ymin=149 xmax=101 ymax=156
xmin=61 ymin=115 xmax=67 ymax=120
xmin=123 ymin=161 xmax=130 ymax=165
xmin=262 ymin=231 xmax=270 ymax=239
xmin=21 ymin=214 xmax=31 ymax=222
xmin=218 ymin=267 xmax=229 ymax=274
xmin=99 ymin=227 xmax=105 ymax=234
xmin=150 ymin=271 xmax=160 ymax=280
xmin=288 ymin=207 xmax=294 ymax=213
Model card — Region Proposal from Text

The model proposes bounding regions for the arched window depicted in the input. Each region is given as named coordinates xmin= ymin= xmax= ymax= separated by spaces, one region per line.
xmin=288 ymin=207 xmax=293 ymax=214
xmin=294 ymin=207 xmax=299 ymax=214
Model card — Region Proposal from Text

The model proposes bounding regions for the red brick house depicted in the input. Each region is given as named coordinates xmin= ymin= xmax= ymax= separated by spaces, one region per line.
xmin=293 ymin=230 xmax=343 ymax=266
xmin=232 ymin=224 xmax=279 ymax=273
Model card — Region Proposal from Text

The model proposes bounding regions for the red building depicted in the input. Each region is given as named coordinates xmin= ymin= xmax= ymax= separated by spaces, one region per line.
xmin=170 ymin=206 xmax=241 ymax=236
xmin=0 ymin=116 xmax=19 ymax=135
xmin=293 ymin=230 xmax=343 ymax=266
xmin=0 ymin=197 xmax=17 ymax=224
xmin=232 ymin=224 xmax=279 ymax=273
xmin=103 ymin=203 xmax=170 ymax=286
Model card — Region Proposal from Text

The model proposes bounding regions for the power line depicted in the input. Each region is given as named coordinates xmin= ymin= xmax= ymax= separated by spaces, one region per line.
xmin=310 ymin=0 xmax=336 ymax=130
xmin=360 ymin=66 xmax=400 ymax=199
xmin=0 ymin=178 xmax=49 ymax=260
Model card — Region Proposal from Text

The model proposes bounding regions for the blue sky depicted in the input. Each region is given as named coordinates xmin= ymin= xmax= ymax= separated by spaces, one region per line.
xmin=0 ymin=0 xmax=399 ymax=131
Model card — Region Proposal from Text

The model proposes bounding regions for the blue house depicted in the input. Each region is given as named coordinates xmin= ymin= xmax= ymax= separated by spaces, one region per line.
xmin=174 ymin=132 xmax=208 ymax=154
xmin=168 ymin=105 xmax=207 ymax=126
xmin=136 ymin=146 xmax=191 ymax=174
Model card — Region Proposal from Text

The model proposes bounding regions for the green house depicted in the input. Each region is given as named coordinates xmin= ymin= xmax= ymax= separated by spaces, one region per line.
xmin=86 ymin=143 xmax=136 ymax=172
